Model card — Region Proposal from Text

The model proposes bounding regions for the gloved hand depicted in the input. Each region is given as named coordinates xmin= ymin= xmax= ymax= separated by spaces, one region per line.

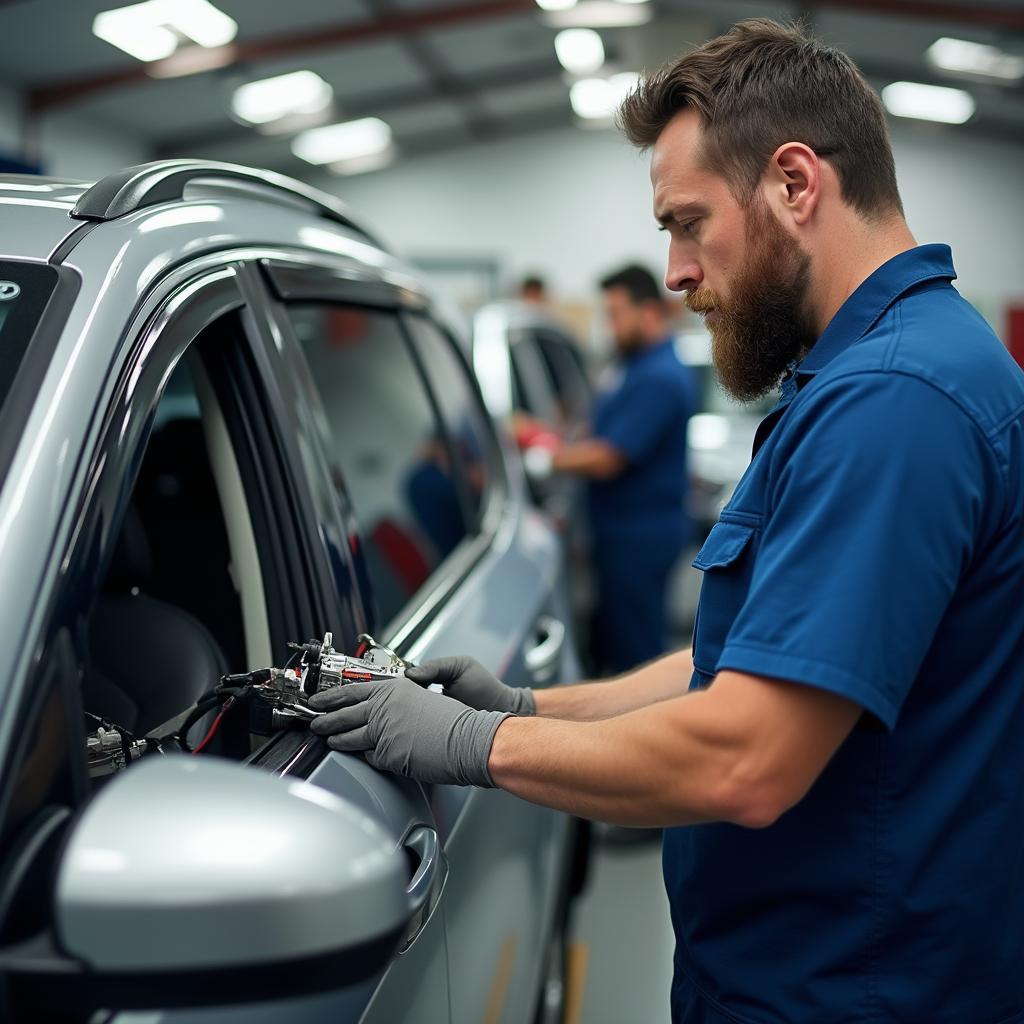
xmin=307 ymin=676 xmax=511 ymax=787
xmin=405 ymin=656 xmax=536 ymax=716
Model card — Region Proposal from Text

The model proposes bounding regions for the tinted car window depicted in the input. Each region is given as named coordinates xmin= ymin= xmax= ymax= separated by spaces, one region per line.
xmin=286 ymin=304 xmax=468 ymax=627
xmin=533 ymin=329 xmax=591 ymax=425
xmin=0 ymin=261 xmax=59 ymax=441
xmin=508 ymin=329 xmax=559 ymax=424
xmin=404 ymin=315 xmax=493 ymax=530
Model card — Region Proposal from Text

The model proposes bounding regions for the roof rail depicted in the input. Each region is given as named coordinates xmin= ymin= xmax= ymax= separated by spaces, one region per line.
xmin=71 ymin=159 xmax=381 ymax=247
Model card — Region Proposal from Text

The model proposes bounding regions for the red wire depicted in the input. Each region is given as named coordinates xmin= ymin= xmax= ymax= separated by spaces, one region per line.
xmin=192 ymin=697 xmax=234 ymax=755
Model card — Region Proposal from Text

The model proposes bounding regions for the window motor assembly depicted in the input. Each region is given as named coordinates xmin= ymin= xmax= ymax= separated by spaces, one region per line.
xmin=84 ymin=632 xmax=411 ymax=780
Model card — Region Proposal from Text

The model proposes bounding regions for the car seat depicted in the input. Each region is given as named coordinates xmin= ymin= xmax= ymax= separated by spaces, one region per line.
xmin=84 ymin=504 xmax=228 ymax=737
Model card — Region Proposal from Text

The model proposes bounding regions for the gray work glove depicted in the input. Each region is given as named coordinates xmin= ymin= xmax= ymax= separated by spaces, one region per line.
xmin=405 ymin=656 xmax=536 ymax=716
xmin=307 ymin=676 xmax=511 ymax=787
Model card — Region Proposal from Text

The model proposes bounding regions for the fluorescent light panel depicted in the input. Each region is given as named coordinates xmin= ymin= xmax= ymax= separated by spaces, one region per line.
xmin=570 ymin=72 xmax=639 ymax=121
xmin=555 ymin=29 xmax=605 ymax=75
xmin=292 ymin=117 xmax=393 ymax=165
xmin=93 ymin=0 xmax=237 ymax=62
xmin=232 ymin=71 xmax=333 ymax=126
xmin=881 ymin=81 xmax=975 ymax=124
xmin=927 ymin=37 xmax=1024 ymax=82
xmin=536 ymin=0 xmax=576 ymax=9
xmin=542 ymin=1 xmax=652 ymax=29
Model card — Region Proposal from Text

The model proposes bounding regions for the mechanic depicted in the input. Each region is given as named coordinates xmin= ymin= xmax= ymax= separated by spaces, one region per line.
xmin=309 ymin=19 xmax=1024 ymax=1024
xmin=557 ymin=264 xmax=694 ymax=673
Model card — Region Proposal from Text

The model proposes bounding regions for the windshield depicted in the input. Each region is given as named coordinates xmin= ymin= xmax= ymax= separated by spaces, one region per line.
xmin=0 ymin=260 xmax=60 ymax=421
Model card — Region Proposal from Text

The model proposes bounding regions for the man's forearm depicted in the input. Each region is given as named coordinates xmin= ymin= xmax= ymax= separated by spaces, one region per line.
xmin=488 ymin=689 xmax=730 ymax=826
xmin=551 ymin=439 xmax=625 ymax=480
xmin=489 ymin=670 xmax=863 ymax=828
xmin=532 ymin=647 xmax=693 ymax=721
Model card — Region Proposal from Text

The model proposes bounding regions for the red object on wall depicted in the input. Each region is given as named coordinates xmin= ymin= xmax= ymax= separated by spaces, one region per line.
xmin=1009 ymin=306 xmax=1024 ymax=371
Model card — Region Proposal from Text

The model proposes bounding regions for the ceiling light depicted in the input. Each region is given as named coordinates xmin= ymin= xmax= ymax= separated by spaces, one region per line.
xmin=926 ymin=37 xmax=1024 ymax=82
xmin=570 ymin=72 xmax=637 ymax=121
xmin=232 ymin=71 xmax=333 ymax=126
xmin=292 ymin=117 xmax=393 ymax=166
xmin=536 ymin=0 xmax=577 ymax=9
xmin=881 ymin=81 xmax=975 ymax=125
xmin=93 ymin=0 xmax=237 ymax=62
xmin=555 ymin=29 xmax=605 ymax=75
xmin=329 ymin=148 xmax=397 ymax=177
xmin=147 ymin=44 xmax=236 ymax=78
xmin=542 ymin=1 xmax=652 ymax=29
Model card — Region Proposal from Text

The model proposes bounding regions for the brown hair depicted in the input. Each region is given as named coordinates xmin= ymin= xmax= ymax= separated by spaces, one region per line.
xmin=618 ymin=18 xmax=903 ymax=218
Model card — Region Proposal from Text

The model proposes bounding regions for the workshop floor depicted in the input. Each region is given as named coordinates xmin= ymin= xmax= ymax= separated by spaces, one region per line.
xmin=565 ymin=832 xmax=674 ymax=1024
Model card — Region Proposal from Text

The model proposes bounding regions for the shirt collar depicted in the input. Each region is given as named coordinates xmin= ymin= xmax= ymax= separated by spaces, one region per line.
xmin=797 ymin=244 xmax=956 ymax=378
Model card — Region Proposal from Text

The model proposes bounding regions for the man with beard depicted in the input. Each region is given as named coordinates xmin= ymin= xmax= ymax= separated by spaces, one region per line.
xmin=308 ymin=19 xmax=1024 ymax=1024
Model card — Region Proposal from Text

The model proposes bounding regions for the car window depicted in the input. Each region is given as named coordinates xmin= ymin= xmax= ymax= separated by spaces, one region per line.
xmin=0 ymin=261 xmax=61 ymax=468
xmin=403 ymin=315 xmax=494 ymax=530
xmin=532 ymin=329 xmax=591 ymax=426
xmin=82 ymin=313 xmax=276 ymax=752
xmin=508 ymin=329 xmax=559 ymax=425
xmin=284 ymin=304 xmax=469 ymax=628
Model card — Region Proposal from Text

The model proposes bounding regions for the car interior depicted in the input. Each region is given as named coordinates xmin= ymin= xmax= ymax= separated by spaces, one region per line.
xmin=82 ymin=338 xmax=273 ymax=753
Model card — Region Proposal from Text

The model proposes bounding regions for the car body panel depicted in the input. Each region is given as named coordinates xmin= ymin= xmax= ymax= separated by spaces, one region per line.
xmin=0 ymin=170 xmax=581 ymax=1024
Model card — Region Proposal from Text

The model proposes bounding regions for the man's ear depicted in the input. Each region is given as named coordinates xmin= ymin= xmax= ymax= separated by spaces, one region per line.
xmin=767 ymin=142 xmax=821 ymax=226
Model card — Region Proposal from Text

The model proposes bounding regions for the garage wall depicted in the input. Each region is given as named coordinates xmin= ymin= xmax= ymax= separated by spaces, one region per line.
xmin=0 ymin=82 xmax=148 ymax=181
xmin=0 ymin=84 xmax=21 ymax=156
xmin=327 ymin=122 xmax=1024 ymax=341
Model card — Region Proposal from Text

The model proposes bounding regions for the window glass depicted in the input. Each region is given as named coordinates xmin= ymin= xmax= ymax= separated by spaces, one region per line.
xmin=404 ymin=315 xmax=494 ymax=529
xmin=286 ymin=305 xmax=468 ymax=627
xmin=0 ymin=261 xmax=61 ymax=477
xmin=533 ymin=330 xmax=591 ymax=426
xmin=508 ymin=330 xmax=559 ymax=425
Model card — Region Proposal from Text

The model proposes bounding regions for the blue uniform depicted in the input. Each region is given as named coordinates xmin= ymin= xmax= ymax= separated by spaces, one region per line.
xmin=664 ymin=245 xmax=1024 ymax=1023
xmin=589 ymin=337 xmax=694 ymax=672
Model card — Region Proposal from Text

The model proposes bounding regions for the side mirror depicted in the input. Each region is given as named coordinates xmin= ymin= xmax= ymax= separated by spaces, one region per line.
xmin=8 ymin=756 xmax=410 ymax=1012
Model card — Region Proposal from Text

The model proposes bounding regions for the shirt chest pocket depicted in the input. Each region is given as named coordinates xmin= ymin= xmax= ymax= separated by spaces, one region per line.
xmin=691 ymin=519 xmax=760 ymax=681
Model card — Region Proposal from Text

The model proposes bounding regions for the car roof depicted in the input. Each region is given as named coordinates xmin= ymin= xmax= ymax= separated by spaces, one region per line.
xmin=0 ymin=175 xmax=94 ymax=261
xmin=0 ymin=161 xmax=387 ymax=268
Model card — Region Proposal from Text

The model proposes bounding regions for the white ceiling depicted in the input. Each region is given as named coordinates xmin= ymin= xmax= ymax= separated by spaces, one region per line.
xmin=0 ymin=0 xmax=1021 ymax=176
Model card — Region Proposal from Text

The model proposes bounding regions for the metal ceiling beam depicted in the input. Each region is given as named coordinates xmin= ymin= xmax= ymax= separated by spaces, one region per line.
xmin=780 ymin=0 xmax=1024 ymax=31
xmin=28 ymin=0 xmax=538 ymax=114
xmin=363 ymin=0 xmax=498 ymax=141
xmin=152 ymin=58 xmax=565 ymax=157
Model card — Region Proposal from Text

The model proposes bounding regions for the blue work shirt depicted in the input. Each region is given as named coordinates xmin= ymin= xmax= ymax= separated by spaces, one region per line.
xmin=588 ymin=336 xmax=694 ymax=540
xmin=664 ymin=245 xmax=1024 ymax=1024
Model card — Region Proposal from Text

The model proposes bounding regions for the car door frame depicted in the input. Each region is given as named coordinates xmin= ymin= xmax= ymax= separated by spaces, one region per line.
xmin=0 ymin=260 xmax=358 ymax=1021
xmin=247 ymin=255 xmax=582 ymax=1024
xmin=250 ymin=252 xmax=513 ymax=653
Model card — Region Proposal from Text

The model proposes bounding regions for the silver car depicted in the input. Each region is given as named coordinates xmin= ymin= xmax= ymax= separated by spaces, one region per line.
xmin=0 ymin=161 xmax=586 ymax=1023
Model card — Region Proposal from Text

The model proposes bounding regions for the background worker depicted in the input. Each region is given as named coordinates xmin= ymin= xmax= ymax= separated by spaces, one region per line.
xmin=533 ymin=264 xmax=694 ymax=672
xmin=518 ymin=273 xmax=548 ymax=306
xmin=309 ymin=19 xmax=1024 ymax=1024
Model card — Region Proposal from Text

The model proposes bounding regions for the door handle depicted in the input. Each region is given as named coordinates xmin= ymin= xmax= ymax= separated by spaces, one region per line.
xmin=404 ymin=825 xmax=440 ymax=916
xmin=399 ymin=825 xmax=442 ymax=952
xmin=525 ymin=615 xmax=566 ymax=684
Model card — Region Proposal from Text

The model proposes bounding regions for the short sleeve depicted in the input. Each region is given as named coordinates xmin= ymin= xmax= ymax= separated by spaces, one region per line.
xmin=594 ymin=367 xmax=689 ymax=464
xmin=717 ymin=371 xmax=999 ymax=729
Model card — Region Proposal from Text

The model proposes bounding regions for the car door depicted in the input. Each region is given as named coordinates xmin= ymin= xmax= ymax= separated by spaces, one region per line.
xmin=0 ymin=262 xmax=450 ymax=1024
xmin=255 ymin=258 xmax=581 ymax=1024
